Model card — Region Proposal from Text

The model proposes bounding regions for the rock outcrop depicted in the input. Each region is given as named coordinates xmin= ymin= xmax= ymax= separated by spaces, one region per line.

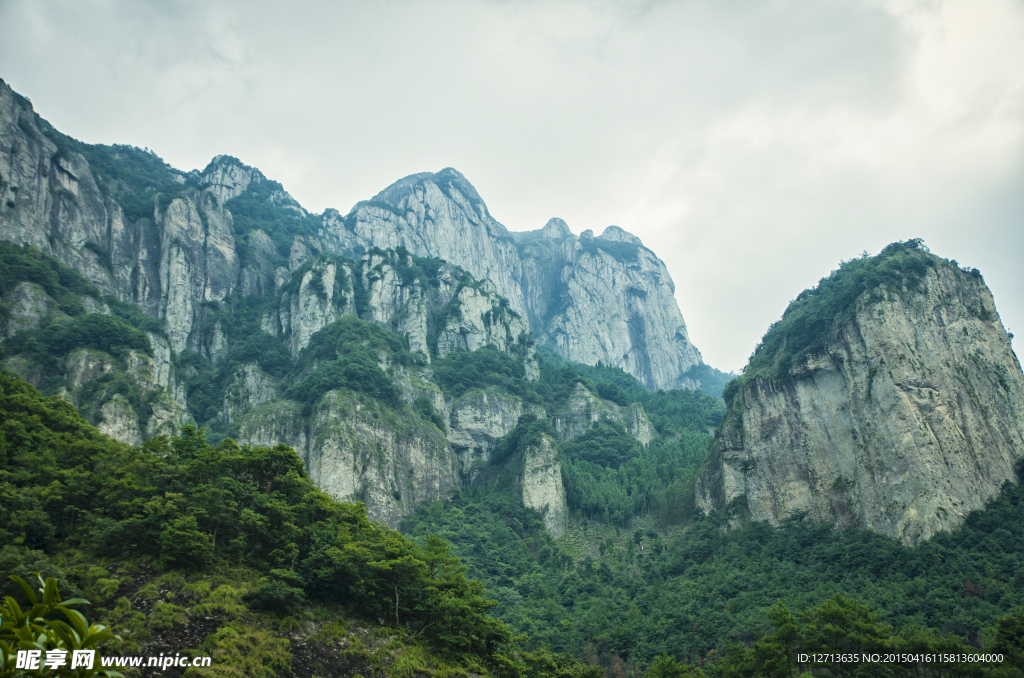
xmin=520 ymin=435 xmax=569 ymax=538
xmin=446 ymin=389 xmax=533 ymax=482
xmin=2 ymin=79 xmax=691 ymax=534
xmin=553 ymin=383 xmax=654 ymax=446
xmin=697 ymin=254 xmax=1024 ymax=545
xmin=324 ymin=171 xmax=703 ymax=390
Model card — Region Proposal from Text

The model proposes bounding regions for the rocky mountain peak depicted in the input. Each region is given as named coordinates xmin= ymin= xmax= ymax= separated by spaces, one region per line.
xmin=200 ymin=155 xmax=265 ymax=204
xmin=371 ymin=167 xmax=488 ymax=214
xmin=697 ymin=242 xmax=1024 ymax=545
xmin=541 ymin=218 xmax=572 ymax=240
xmin=600 ymin=225 xmax=644 ymax=246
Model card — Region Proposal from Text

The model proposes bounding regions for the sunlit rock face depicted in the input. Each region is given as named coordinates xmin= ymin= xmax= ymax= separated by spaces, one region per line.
xmin=697 ymin=264 xmax=1024 ymax=545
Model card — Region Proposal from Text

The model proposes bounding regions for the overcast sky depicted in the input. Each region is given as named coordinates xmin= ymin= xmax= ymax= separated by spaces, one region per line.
xmin=2 ymin=0 xmax=1021 ymax=372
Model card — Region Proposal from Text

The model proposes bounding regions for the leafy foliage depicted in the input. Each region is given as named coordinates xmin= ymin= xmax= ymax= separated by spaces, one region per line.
xmin=579 ymin=239 xmax=641 ymax=263
xmin=0 ymin=574 xmax=124 ymax=677
xmin=286 ymin=315 xmax=419 ymax=415
xmin=408 ymin=455 xmax=1024 ymax=674
xmin=0 ymin=371 xmax=522 ymax=669
xmin=6 ymin=314 xmax=152 ymax=369
xmin=35 ymin=116 xmax=196 ymax=224
xmin=433 ymin=345 xmax=532 ymax=402
xmin=222 ymin=166 xmax=319 ymax=260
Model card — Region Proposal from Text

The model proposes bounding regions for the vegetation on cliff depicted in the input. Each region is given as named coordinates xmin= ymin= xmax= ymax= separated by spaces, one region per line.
xmin=729 ymin=239 xmax=955 ymax=394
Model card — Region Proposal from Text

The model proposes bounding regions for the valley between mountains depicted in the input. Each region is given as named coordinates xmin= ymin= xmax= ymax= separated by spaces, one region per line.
xmin=2 ymin=77 xmax=1023 ymax=677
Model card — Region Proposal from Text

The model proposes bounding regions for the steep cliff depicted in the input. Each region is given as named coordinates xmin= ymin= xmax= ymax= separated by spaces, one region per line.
xmin=326 ymin=172 xmax=705 ymax=390
xmin=697 ymin=241 xmax=1024 ymax=544
xmin=1 ymin=79 xmax=711 ymax=392
xmin=521 ymin=434 xmax=569 ymax=539
xmin=0 ymin=79 xmax=714 ymax=535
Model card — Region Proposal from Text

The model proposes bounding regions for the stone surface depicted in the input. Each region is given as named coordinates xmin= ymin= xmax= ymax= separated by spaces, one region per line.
xmin=2 ymin=282 xmax=59 ymax=337
xmin=235 ymin=390 xmax=461 ymax=528
xmin=696 ymin=264 xmax=1024 ymax=545
xmin=322 ymin=171 xmax=703 ymax=390
xmin=521 ymin=435 xmax=569 ymax=538
xmin=220 ymin=363 xmax=277 ymax=424
xmin=446 ymin=389 xmax=527 ymax=481
xmin=553 ymin=383 xmax=653 ymax=445
xmin=98 ymin=395 xmax=142 ymax=447
xmin=2 ymin=79 xmax=705 ymax=532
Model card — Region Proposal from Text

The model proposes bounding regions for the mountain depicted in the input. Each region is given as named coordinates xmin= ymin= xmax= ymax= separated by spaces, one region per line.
xmin=696 ymin=241 xmax=1024 ymax=544
xmin=0 ymin=79 xmax=724 ymax=531
xmin=0 ymin=79 xmax=713 ymax=394
xmin=6 ymin=78 xmax=1024 ymax=675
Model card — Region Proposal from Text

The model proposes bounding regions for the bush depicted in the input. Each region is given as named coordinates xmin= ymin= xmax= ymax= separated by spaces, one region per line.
xmin=243 ymin=579 xmax=307 ymax=613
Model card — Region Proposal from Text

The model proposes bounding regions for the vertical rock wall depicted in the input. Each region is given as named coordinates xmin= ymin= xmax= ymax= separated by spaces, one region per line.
xmin=697 ymin=264 xmax=1024 ymax=545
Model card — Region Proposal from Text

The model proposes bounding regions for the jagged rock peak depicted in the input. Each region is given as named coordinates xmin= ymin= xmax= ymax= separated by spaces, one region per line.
xmin=600 ymin=225 xmax=643 ymax=246
xmin=541 ymin=218 xmax=572 ymax=240
xmin=200 ymin=155 xmax=266 ymax=204
xmin=371 ymin=167 xmax=489 ymax=215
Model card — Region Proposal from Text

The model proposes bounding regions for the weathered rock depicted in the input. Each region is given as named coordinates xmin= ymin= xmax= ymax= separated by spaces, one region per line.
xmin=2 ymin=282 xmax=59 ymax=337
xmin=435 ymin=281 xmax=532 ymax=360
xmin=521 ymin=435 xmax=568 ymax=538
xmin=446 ymin=389 xmax=526 ymax=481
xmin=322 ymin=170 xmax=702 ymax=390
xmin=235 ymin=401 xmax=308 ymax=452
xmin=697 ymin=262 xmax=1024 ymax=545
xmin=98 ymin=395 xmax=142 ymax=446
xmin=517 ymin=222 xmax=701 ymax=391
xmin=553 ymin=383 xmax=653 ymax=445
xmin=302 ymin=391 xmax=460 ymax=528
xmin=362 ymin=253 xmax=431 ymax=360
xmin=221 ymin=363 xmax=277 ymax=424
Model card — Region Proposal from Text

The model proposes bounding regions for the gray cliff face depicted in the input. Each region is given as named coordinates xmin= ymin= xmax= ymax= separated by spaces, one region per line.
xmin=231 ymin=389 xmax=459 ymax=529
xmin=3 ymin=282 xmax=63 ymax=337
xmin=553 ymin=382 xmax=654 ymax=446
xmin=3 ymin=80 xmax=702 ymax=390
xmin=323 ymin=170 xmax=529 ymax=319
xmin=319 ymin=171 xmax=702 ymax=390
xmin=520 ymin=435 xmax=569 ymax=538
xmin=515 ymin=221 xmax=701 ymax=391
xmin=0 ymin=275 xmax=189 ymax=442
xmin=0 ymin=80 xmax=680 ymax=535
xmin=696 ymin=264 xmax=1024 ymax=545
xmin=446 ymin=389 xmax=540 ymax=482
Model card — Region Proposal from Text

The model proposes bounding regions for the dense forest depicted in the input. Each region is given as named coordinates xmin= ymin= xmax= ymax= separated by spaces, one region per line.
xmin=2 ymin=369 xmax=1023 ymax=677
xmin=0 ymin=371 xmax=603 ymax=678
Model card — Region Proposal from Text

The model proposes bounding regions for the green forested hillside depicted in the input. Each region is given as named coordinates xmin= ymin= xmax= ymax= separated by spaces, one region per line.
xmin=728 ymin=239 xmax=977 ymax=393
xmin=405 ymin=464 xmax=1024 ymax=675
xmin=4 ymin=227 xmax=1024 ymax=677
xmin=5 ymin=368 xmax=1023 ymax=678
xmin=0 ymin=370 xmax=603 ymax=678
